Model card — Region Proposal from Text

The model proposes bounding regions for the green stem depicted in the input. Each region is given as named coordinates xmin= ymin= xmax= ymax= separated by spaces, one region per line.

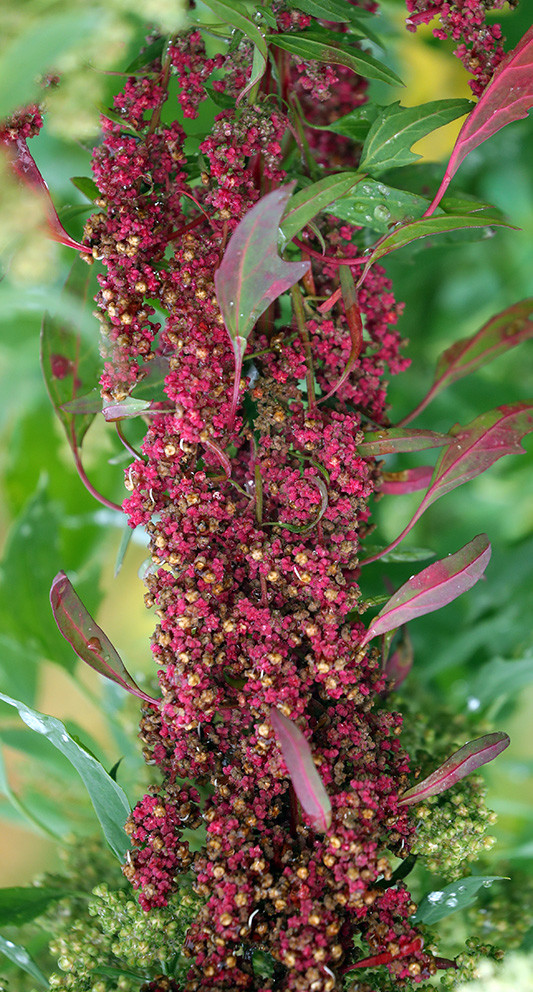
xmin=291 ymin=284 xmax=316 ymax=410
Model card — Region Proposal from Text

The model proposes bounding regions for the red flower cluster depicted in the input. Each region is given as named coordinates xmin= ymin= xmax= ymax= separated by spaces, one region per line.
xmin=405 ymin=0 xmax=518 ymax=95
xmin=79 ymin=5 xmax=493 ymax=989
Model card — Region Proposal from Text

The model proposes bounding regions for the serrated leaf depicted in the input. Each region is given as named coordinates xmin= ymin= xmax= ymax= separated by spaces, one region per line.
xmin=40 ymin=257 xmax=100 ymax=452
xmin=215 ymin=184 xmax=309 ymax=419
xmin=0 ymin=934 xmax=48 ymax=988
xmin=308 ymin=103 xmax=380 ymax=143
xmin=358 ymin=99 xmax=472 ymax=175
xmin=270 ymin=32 xmax=402 ymax=86
xmin=358 ymin=427 xmax=452 ymax=455
xmin=280 ymin=172 xmax=365 ymax=245
xmin=400 ymin=732 xmax=510 ymax=806
xmin=380 ymin=466 xmax=433 ymax=494
xmin=0 ymin=887 xmax=71 ymax=928
xmin=361 ymin=535 xmax=491 ymax=646
xmin=0 ymin=692 xmax=130 ymax=860
xmin=426 ymin=25 xmax=533 ymax=214
xmin=413 ymin=876 xmax=508 ymax=925
xmin=270 ymin=708 xmax=331 ymax=832
xmin=50 ymin=571 xmax=158 ymax=705
xmin=402 ymin=300 xmax=533 ymax=423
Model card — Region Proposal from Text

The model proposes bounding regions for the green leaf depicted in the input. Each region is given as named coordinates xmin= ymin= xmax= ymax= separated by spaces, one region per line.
xmin=125 ymin=36 xmax=166 ymax=73
xmin=0 ymin=934 xmax=48 ymax=988
xmin=0 ymin=10 xmax=101 ymax=118
xmin=280 ymin=172 xmax=365 ymax=244
xmin=290 ymin=0 xmax=375 ymax=24
xmin=360 ymin=207 xmax=515 ymax=273
xmin=0 ymin=887 xmax=71 ymax=928
xmin=200 ymin=0 xmax=267 ymax=97
xmin=40 ymin=258 xmax=101 ymax=453
xmin=306 ymin=103 xmax=380 ymax=143
xmin=0 ymin=692 xmax=130 ymax=861
xmin=270 ymin=32 xmax=402 ymax=87
xmin=358 ymin=99 xmax=473 ymax=174
xmin=467 ymin=655 xmax=533 ymax=710
xmin=115 ymin=525 xmax=135 ymax=578
xmin=330 ymin=180 xmax=431 ymax=233
xmin=0 ymin=484 xmax=76 ymax=675
xmin=70 ymin=176 xmax=100 ymax=202
xmin=412 ymin=876 xmax=507 ymax=925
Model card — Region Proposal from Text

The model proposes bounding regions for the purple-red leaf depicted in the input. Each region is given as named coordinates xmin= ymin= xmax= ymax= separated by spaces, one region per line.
xmin=382 ymin=628 xmax=413 ymax=691
xmin=399 ymin=732 xmax=510 ymax=805
xmin=425 ymin=25 xmax=533 ymax=215
xmin=102 ymin=398 xmax=152 ymax=421
xmin=215 ymin=185 xmax=310 ymax=421
xmin=50 ymin=572 xmax=158 ymax=705
xmin=360 ymin=534 xmax=491 ymax=646
xmin=270 ymin=708 xmax=332 ymax=832
xmin=380 ymin=466 xmax=434 ymax=494
xmin=400 ymin=299 xmax=533 ymax=425
xmin=358 ymin=428 xmax=452 ymax=456
xmin=362 ymin=403 xmax=533 ymax=563
xmin=4 ymin=137 xmax=86 ymax=251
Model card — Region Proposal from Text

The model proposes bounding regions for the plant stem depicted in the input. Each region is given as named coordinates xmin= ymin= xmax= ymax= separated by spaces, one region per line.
xmin=291 ymin=284 xmax=316 ymax=410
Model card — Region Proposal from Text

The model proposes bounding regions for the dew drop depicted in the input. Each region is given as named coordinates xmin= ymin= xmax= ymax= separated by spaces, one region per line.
xmin=457 ymin=884 xmax=466 ymax=892
xmin=427 ymin=890 xmax=444 ymax=903
xmin=374 ymin=204 xmax=391 ymax=222
xmin=445 ymin=896 xmax=458 ymax=907
xmin=22 ymin=713 xmax=48 ymax=734
xmin=467 ymin=696 xmax=481 ymax=711
xmin=482 ymin=879 xmax=495 ymax=888
xmin=87 ymin=637 xmax=103 ymax=653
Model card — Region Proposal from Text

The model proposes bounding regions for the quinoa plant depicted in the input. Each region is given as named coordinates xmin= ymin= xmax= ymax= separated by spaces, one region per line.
xmin=0 ymin=1 xmax=532 ymax=990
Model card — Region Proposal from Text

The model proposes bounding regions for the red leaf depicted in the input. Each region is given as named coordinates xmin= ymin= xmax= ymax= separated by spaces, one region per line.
xmin=399 ymin=732 xmax=510 ymax=805
xmin=361 ymin=535 xmax=491 ymax=646
xmin=358 ymin=428 xmax=452 ymax=456
xmin=425 ymin=25 xmax=533 ymax=215
xmin=215 ymin=185 xmax=310 ymax=422
xmin=400 ymin=299 xmax=533 ymax=425
xmin=380 ymin=466 xmax=434 ymax=494
xmin=362 ymin=403 xmax=533 ymax=563
xmin=50 ymin=572 xmax=158 ymax=705
xmin=383 ymin=628 xmax=413 ymax=690
xmin=270 ymin=708 xmax=332 ymax=832
xmin=4 ymin=137 xmax=86 ymax=251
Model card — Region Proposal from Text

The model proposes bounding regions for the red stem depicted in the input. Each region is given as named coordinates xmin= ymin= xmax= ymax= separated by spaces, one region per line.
xmin=292 ymin=237 xmax=366 ymax=268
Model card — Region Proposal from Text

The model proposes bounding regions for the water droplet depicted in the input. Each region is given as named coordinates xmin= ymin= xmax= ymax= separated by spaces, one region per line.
xmin=457 ymin=884 xmax=466 ymax=892
xmin=374 ymin=204 xmax=391 ymax=222
xmin=376 ymin=184 xmax=388 ymax=196
xmin=445 ymin=896 xmax=458 ymax=907
xmin=360 ymin=184 xmax=372 ymax=195
xmin=482 ymin=879 xmax=494 ymax=888
xmin=22 ymin=712 xmax=48 ymax=734
xmin=61 ymin=733 xmax=69 ymax=743
xmin=467 ymin=696 xmax=481 ymax=711
xmin=4 ymin=941 xmax=14 ymax=949
xmin=427 ymin=890 xmax=444 ymax=903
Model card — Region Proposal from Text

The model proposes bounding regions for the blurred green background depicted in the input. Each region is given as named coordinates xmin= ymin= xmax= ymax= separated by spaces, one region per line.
xmin=0 ymin=0 xmax=532 ymax=987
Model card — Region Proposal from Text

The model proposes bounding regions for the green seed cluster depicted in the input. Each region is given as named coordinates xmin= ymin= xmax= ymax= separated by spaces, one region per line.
xmin=440 ymin=939 xmax=504 ymax=990
xmin=47 ymin=882 xmax=201 ymax=992
xmin=410 ymin=775 xmax=497 ymax=880
xmin=395 ymin=697 xmax=497 ymax=879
